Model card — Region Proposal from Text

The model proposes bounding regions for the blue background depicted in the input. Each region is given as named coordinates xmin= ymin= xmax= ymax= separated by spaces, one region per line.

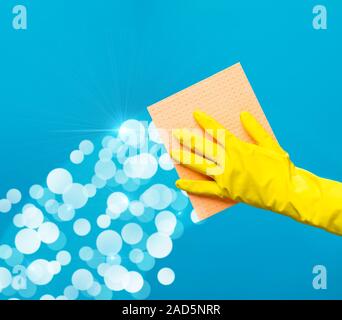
xmin=0 ymin=0 xmax=342 ymax=299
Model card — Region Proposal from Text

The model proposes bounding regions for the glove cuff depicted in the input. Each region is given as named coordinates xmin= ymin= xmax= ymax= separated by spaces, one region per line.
xmin=288 ymin=167 xmax=342 ymax=235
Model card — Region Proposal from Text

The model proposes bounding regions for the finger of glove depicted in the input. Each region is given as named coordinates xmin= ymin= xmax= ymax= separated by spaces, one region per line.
xmin=176 ymin=179 xmax=228 ymax=198
xmin=173 ymin=129 xmax=225 ymax=166
xmin=240 ymin=111 xmax=286 ymax=154
xmin=171 ymin=149 xmax=218 ymax=177
xmin=193 ymin=110 xmax=236 ymax=146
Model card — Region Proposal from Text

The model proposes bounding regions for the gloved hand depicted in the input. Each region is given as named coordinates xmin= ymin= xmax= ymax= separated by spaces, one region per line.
xmin=171 ymin=110 xmax=342 ymax=235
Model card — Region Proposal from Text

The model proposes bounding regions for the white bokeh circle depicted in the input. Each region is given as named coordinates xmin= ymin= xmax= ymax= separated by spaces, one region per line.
xmin=146 ymin=232 xmax=173 ymax=259
xmin=47 ymin=168 xmax=73 ymax=194
xmin=15 ymin=228 xmax=41 ymax=255
xmin=157 ymin=267 xmax=175 ymax=285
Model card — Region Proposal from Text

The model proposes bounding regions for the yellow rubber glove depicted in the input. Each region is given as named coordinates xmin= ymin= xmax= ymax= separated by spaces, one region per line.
xmin=171 ymin=110 xmax=342 ymax=236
